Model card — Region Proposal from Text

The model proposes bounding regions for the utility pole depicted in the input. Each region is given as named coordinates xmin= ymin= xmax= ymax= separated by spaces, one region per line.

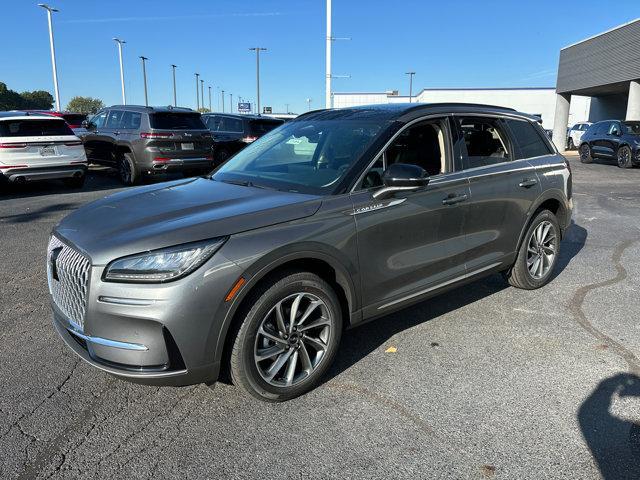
xmin=171 ymin=64 xmax=177 ymax=106
xmin=140 ymin=56 xmax=149 ymax=106
xmin=200 ymin=79 xmax=204 ymax=111
xmin=230 ymin=93 xmax=233 ymax=113
xmin=221 ymin=90 xmax=225 ymax=113
xmin=405 ymin=71 xmax=416 ymax=103
xmin=38 ymin=4 xmax=61 ymax=111
xmin=208 ymin=85 xmax=212 ymax=111
xmin=325 ymin=0 xmax=350 ymax=109
xmin=306 ymin=98 xmax=312 ymax=111
xmin=249 ymin=47 xmax=267 ymax=115
xmin=194 ymin=73 xmax=200 ymax=110
xmin=113 ymin=38 xmax=127 ymax=104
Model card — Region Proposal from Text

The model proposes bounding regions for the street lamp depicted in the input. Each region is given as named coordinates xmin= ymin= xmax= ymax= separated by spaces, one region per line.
xmin=113 ymin=38 xmax=126 ymax=104
xmin=140 ymin=56 xmax=149 ymax=106
xmin=249 ymin=47 xmax=267 ymax=115
xmin=38 ymin=4 xmax=61 ymax=111
xmin=221 ymin=90 xmax=225 ymax=113
xmin=405 ymin=71 xmax=416 ymax=103
xmin=171 ymin=64 xmax=177 ymax=107
xmin=306 ymin=98 xmax=312 ymax=111
xmin=208 ymin=85 xmax=212 ymax=111
xmin=194 ymin=73 xmax=200 ymax=110
xmin=230 ymin=93 xmax=233 ymax=113
xmin=200 ymin=79 xmax=204 ymax=111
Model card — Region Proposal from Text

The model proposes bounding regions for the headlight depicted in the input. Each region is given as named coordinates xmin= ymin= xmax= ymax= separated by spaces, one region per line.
xmin=103 ymin=237 xmax=227 ymax=283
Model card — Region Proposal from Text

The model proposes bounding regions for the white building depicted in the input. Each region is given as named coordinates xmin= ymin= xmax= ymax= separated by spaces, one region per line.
xmin=333 ymin=88 xmax=591 ymax=130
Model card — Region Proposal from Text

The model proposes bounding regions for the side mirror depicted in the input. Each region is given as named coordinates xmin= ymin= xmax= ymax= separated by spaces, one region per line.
xmin=373 ymin=163 xmax=429 ymax=199
xmin=81 ymin=120 xmax=93 ymax=130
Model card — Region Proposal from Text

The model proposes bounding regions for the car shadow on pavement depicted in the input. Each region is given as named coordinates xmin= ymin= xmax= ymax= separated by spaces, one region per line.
xmin=325 ymin=221 xmax=588 ymax=384
xmin=0 ymin=202 xmax=81 ymax=224
xmin=578 ymin=373 xmax=640 ymax=480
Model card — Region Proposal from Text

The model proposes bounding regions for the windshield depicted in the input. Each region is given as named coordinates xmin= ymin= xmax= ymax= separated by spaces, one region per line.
xmin=213 ymin=119 xmax=383 ymax=194
xmin=623 ymin=122 xmax=640 ymax=135
xmin=150 ymin=112 xmax=206 ymax=130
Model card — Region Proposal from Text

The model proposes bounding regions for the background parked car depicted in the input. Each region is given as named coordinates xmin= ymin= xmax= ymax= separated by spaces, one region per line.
xmin=566 ymin=122 xmax=592 ymax=150
xmin=579 ymin=119 xmax=640 ymax=168
xmin=0 ymin=111 xmax=87 ymax=187
xmin=26 ymin=110 xmax=88 ymax=137
xmin=82 ymin=105 xmax=214 ymax=185
xmin=201 ymin=113 xmax=284 ymax=164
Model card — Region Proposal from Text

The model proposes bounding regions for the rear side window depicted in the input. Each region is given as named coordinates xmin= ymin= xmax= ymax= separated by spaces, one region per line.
xmin=121 ymin=111 xmax=142 ymax=129
xmin=0 ymin=119 xmax=73 ymax=137
xmin=150 ymin=113 xmax=206 ymax=130
xmin=106 ymin=110 xmax=125 ymax=128
xmin=505 ymin=119 xmax=552 ymax=159
xmin=206 ymin=116 xmax=243 ymax=132
xmin=456 ymin=116 xmax=511 ymax=170
xmin=249 ymin=119 xmax=283 ymax=136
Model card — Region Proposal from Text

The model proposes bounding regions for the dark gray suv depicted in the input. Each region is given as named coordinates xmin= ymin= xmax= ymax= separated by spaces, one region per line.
xmin=82 ymin=106 xmax=214 ymax=185
xmin=49 ymin=103 xmax=572 ymax=401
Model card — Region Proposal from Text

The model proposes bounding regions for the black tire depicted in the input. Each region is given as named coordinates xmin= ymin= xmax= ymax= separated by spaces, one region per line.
xmin=229 ymin=271 xmax=343 ymax=402
xmin=117 ymin=152 xmax=140 ymax=186
xmin=505 ymin=210 xmax=561 ymax=290
xmin=579 ymin=143 xmax=593 ymax=163
xmin=617 ymin=145 xmax=633 ymax=169
xmin=63 ymin=174 xmax=85 ymax=189
xmin=568 ymin=138 xmax=575 ymax=150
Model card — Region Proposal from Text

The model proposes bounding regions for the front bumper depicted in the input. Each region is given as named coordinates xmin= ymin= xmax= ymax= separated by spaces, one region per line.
xmin=49 ymin=243 xmax=243 ymax=386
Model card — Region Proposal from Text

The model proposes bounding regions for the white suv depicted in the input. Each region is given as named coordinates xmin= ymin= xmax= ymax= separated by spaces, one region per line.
xmin=567 ymin=122 xmax=592 ymax=150
xmin=0 ymin=112 xmax=87 ymax=188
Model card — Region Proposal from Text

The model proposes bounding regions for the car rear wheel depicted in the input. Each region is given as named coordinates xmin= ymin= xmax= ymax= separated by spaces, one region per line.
xmin=505 ymin=210 xmax=560 ymax=290
xmin=617 ymin=145 xmax=633 ymax=169
xmin=579 ymin=144 xmax=592 ymax=163
xmin=229 ymin=271 xmax=342 ymax=402
xmin=118 ymin=152 xmax=140 ymax=185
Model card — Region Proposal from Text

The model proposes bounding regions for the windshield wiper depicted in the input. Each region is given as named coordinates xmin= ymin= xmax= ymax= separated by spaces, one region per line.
xmin=220 ymin=179 xmax=275 ymax=190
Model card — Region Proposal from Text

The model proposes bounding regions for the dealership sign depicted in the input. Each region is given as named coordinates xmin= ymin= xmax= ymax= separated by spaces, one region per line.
xmin=238 ymin=102 xmax=251 ymax=113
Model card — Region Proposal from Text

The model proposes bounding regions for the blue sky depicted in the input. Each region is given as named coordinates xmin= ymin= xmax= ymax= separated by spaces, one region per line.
xmin=1 ymin=1 xmax=638 ymax=113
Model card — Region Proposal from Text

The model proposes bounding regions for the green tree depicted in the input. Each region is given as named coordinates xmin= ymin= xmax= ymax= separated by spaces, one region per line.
xmin=197 ymin=107 xmax=211 ymax=113
xmin=20 ymin=90 xmax=54 ymax=110
xmin=66 ymin=96 xmax=105 ymax=114
xmin=0 ymin=82 xmax=25 ymax=110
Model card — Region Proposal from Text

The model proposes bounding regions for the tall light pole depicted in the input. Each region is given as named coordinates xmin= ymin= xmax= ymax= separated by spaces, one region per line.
xmin=325 ymin=0 xmax=332 ymax=109
xmin=249 ymin=47 xmax=267 ymax=115
xmin=140 ymin=56 xmax=149 ymax=106
xmin=306 ymin=98 xmax=312 ymax=111
xmin=208 ymin=85 xmax=212 ymax=111
xmin=38 ymin=4 xmax=61 ymax=111
xmin=171 ymin=64 xmax=177 ymax=107
xmin=200 ymin=79 xmax=205 ymax=111
xmin=113 ymin=38 xmax=126 ymax=104
xmin=405 ymin=71 xmax=416 ymax=103
xmin=221 ymin=90 xmax=225 ymax=113
xmin=230 ymin=93 xmax=233 ymax=113
xmin=194 ymin=73 xmax=200 ymax=110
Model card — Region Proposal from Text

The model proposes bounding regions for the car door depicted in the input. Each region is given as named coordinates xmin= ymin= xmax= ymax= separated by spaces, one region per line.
xmin=102 ymin=110 xmax=125 ymax=165
xmin=351 ymin=116 xmax=471 ymax=315
xmin=453 ymin=115 xmax=543 ymax=272
xmin=602 ymin=121 xmax=622 ymax=158
xmin=590 ymin=122 xmax=610 ymax=158
xmin=82 ymin=110 xmax=109 ymax=162
xmin=116 ymin=110 xmax=140 ymax=154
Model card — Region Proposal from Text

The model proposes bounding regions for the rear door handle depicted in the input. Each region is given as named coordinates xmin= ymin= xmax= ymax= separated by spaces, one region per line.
xmin=442 ymin=193 xmax=468 ymax=205
xmin=518 ymin=179 xmax=538 ymax=188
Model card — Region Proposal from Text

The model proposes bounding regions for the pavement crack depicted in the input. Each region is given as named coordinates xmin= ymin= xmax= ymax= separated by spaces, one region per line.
xmin=568 ymin=238 xmax=640 ymax=375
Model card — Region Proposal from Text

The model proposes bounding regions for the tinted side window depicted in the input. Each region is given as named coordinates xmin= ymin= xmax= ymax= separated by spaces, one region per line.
xmin=456 ymin=117 xmax=511 ymax=170
xmin=225 ymin=117 xmax=243 ymax=132
xmin=505 ymin=119 xmax=552 ymax=159
xmin=92 ymin=111 xmax=107 ymax=128
xmin=121 ymin=111 xmax=141 ymax=129
xmin=106 ymin=110 xmax=125 ymax=129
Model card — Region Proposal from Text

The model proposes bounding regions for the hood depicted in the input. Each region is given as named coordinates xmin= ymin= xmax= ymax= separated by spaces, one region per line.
xmin=55 ymin=177 xmax=321 ymax=265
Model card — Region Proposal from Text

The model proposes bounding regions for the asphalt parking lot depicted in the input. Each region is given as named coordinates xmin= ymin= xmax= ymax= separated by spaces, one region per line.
xmin=1 ymin=155 xmax=639 ymax=479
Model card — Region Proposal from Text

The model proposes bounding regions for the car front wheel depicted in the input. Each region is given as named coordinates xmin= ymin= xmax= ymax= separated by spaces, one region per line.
xmin=505 ymin=210 xmax=560 ymax=290
xmin=568 ymin=138 xmax=575 ymax=150
xmin=579 ymin=144 xmax=592 ymax=163
xmin=617 ymin=145 xmax=633 ymax=168
xmin=229 ymin=271 xmax=342 ymax=402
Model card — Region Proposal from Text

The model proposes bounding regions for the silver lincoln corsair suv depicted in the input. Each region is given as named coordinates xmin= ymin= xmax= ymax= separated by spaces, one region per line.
xmin=48 ymin=103 xmax=572 ymax=401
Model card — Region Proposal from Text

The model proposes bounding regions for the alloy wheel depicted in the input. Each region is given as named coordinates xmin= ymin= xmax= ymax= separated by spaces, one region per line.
xmin=119 ymin=158 xmax=132 ymax=184
xmin=526 ymin=220 xmax=557 ymax=280
xmin=254 ymin=292 xmax=332 ymax=387
xmin=580 ymin=144 xmax=590 ymax=162
xmin=618 ymin=146 xmax=631 ymax=168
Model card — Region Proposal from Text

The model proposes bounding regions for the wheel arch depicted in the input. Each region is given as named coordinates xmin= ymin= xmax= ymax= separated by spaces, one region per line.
xmin=210 ymin=246 xmax=359 ymax=377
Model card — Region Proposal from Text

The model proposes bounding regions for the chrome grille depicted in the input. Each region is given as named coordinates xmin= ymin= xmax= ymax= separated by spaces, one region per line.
xmin=47 ymin=235 xmax=91 ymax=329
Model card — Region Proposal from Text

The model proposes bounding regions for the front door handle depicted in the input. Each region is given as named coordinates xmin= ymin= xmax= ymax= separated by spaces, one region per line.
xmin=519 ymin=179 xmax=538 ymax=188
xmin=442 ymin=193 xmax=468 ymax=205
